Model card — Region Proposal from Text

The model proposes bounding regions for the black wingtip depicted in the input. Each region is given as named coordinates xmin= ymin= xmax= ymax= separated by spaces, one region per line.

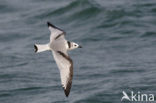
xmin=47 ymin=21 xmax=56 ymax=28
xmin=47 ymin=21 xmax=65 ymax=33
xmin=64 ymin=89 xmax=70 ymax=97
xmin=34 ymin=45 xmax=38 ymax=53
xmin=47 ymin=21 xmax=51 ymax=27
xmin=62 ymin=86 xmax=70 ymax=97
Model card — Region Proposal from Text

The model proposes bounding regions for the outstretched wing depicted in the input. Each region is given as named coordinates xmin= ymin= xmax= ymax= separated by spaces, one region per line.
xmin=52 ymin=51 xmax=73 ymax=97
xmin=47 ymin=22 xmax=65 ymax=42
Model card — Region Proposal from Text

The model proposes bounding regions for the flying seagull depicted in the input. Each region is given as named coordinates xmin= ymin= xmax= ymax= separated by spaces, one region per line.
xmin=34 ymin=22 xmax=82 ymax=97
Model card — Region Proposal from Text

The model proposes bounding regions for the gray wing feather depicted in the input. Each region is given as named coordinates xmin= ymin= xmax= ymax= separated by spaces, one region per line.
xmin=47 ymin=22 xmax=65 ymax=42
xmin=52 ymin=51 xmax=73 ymax=97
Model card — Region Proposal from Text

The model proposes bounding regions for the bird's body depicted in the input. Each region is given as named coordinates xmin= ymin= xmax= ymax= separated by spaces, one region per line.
xmin=34 ymin=22 xmax=81 ymax=97
xmin=50 ymin=38 xmax=67 ymax=53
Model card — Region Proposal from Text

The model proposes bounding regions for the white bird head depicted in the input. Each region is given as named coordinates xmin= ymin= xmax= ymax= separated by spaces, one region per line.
xmin=68 ymin=42 xmax=82 ymax=50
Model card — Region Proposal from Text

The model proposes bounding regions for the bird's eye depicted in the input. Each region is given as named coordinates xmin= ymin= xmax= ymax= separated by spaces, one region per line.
xmin=74 ymin=45 xmax=77 ymax=46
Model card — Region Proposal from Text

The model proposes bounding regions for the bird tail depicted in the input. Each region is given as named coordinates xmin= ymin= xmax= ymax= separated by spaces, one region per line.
xmin=34 ymin=44 xmax=50 ymax=53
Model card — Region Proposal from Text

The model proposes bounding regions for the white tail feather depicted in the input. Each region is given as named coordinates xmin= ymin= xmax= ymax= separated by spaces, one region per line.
xmin=34 ymin=44 xmax=50 ymax=53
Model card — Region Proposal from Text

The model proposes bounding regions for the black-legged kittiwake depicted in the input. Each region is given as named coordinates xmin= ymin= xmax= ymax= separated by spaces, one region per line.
xmin=34 ymin=22 xmax=82 ymax=97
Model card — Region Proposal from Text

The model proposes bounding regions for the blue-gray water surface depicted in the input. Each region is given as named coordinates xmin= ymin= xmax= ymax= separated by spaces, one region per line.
xmin=0 ymin=0 xmax=156 ymax=103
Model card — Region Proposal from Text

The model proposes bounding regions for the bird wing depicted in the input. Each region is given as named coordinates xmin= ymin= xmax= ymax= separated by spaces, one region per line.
xmin=52 ymin=51 xmax=73 ymax=97
xmin=47 ymin=22 xmax=66 ymax=42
